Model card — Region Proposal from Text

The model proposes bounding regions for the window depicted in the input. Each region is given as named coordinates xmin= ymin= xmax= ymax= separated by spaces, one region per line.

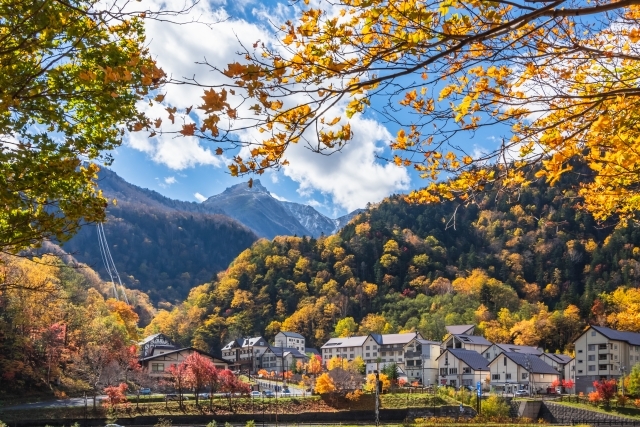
xmin=366 ymin=346 xmax=370 ymax=350
xmin=504 ymin=357 xmax=507 ymax=366
xmin=449 ymin=368 xmax=458 ymax=375
xmin=408 ymin=360 xmax=415 ymax=366
xmin=485 ymin=354 xmax=490 ymax=359
xmin=578 ymin=370 xmax=583 ymax=373
xmin=440 ymin=368 xmax=448 ymax=376
xmin=350 ymin=354 xmax=354 ymax=359
xmin=588 ymin=344 xmax=596 ymax=351
xmin=373 ymin=352 xmax=378 ymax=357
xmin=152 ymin=363 xmax=164 ymax=372
xmin=599 ymin=344 xmax=607 ymax=350
xmin=599 ymin=354 xmax=608 ymax=360
xmin=492 ymin=374 xmax=501 ymax=380
xmin=506 ymin=373 xmax=512 ymax=380
xmin=578 ymin=359 xmax=583 ymax=364
xmin=599 ymin=364 xmax=608 ymax=370
xmin=382 ymin=352 xmax=386 ymax=356
xmin=541 ymin=374 xmax=545 ymax=379
xmin=591 ymin=331 xmax=596 ymax=336
xmin=614 ymin=345 xmax=618 ymax=350
xmin=416 ymin=360 xmax=422 ymax=366
xmin=522 ymin=373 xmax=529 ymax=380
xmin=578 ymin=350 xmax=583 ymax=353
xmin=588 ymin=355 xmax=595 ymax=361
xmin=366 ymin=353 xmax=370 ymax=357
xmin=463 ymin=367 xmax=471 ymax=374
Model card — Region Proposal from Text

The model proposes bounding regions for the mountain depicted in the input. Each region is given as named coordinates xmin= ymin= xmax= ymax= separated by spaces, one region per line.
xmin=145 ymin=165 xmax=640 ymax=353
xmin=202 ymin=180 xmax=362 ymax=239
xmin=62 ymin=169 xmax=259 ymax=304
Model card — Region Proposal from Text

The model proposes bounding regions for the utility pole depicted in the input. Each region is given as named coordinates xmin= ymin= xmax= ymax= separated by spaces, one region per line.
xmin=375 ymin=360 xmax=380 ymax=427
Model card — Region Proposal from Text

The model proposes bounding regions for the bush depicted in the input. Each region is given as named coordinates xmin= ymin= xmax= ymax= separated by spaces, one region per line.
xmin=246 ymin=421 xmax=255 ymax=427
xmin=617 ymin=395 xmax=629 ymax=407
xmin=206 ymin=421 xmax=217 ymax=427
xmin=155 ymin=419 xmax=172 ymax=427
xmin=480 ymin=395 xmax=511 ymax=418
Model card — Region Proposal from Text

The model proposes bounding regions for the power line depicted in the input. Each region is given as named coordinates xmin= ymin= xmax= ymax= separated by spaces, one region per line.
xmin=96 ymin=223 xmax=129 ymax=304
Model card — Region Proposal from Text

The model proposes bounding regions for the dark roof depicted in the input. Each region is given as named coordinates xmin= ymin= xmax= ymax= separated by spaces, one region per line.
xmin=444 ymin=349 xmax=490 ymax=371
xmin=501 ymin=352 xmax=559 ymax=374
xmin=139 ymin=347 xmax=229 ymax=363
xmin=491 ymin=344 xmax=542 ymax=355
xmin=590 ymin=326 xmax=640 ymax=346
xmin=279 ymin=331 xmax=305 ymax=339
xmin=267 ymin=346 xmax=306 ymax=358
xmin=542 ymin=353 xmax=573 ymax=364
xmin=452 ymin=334 xmax=492 ymax=345
xmin=446 ymin=325 xmax=475 ymax=335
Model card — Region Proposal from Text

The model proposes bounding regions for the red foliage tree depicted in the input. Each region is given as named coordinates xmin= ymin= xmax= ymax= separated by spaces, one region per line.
xmin=219 ymin=369 xmax=251 ymax=411
xmin=562 ymin=379 xmax=575 ymax=393
xmin=104 ymin=383 xmax=128 ymax=408
xmin=594 ymin=379 xmax=617 ymax=407
xmin=167 ymin=362 xmax=189 ymax=407
xmin=184 ymin=352 xmax=216 ymax=406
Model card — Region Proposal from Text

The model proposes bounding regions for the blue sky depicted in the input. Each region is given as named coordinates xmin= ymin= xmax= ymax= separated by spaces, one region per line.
xmin=109 ymin=0 xmax=507 ymax=218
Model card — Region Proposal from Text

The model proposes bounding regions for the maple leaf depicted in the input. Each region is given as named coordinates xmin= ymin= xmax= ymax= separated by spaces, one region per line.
xmin=180 ymin=124 xmax=196 ymax=136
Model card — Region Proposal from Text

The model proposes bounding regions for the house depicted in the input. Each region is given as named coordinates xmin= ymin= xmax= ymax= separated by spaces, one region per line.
xmin=488 ymin=351 xmax=560 ymax=394
xmin=482 ymin=344 xmax=543 ymax=362
xmin=321 ymin=335 xmax=368 ymax=362
xmin=260 ymin=346 xmax=307 ymax=374
xmin=275 ymin=332 xmax=306 ymax=353
xmin=445 ymin=325 xmax=476 ymax=335
xmin=540 ymin=353 xmax=573 ymax=380
xmin=442 ymin=333 xmax=492 ymax=353
xmin=573 ymin=325 xmax=640 ymax=393
xmin=139 ymin=347 xmax=228 ymax=378
xmin=437 ymin=348 xmax=490 ymax=389
xmin=363 ymin=333 xmax=424 ymax=375
xmin=139 ymin=333 xmax=180 ymax=358
xmin=220 ymin=336 xmax=270 ymax=373
xmin=405 ymin=339 xmax=441 ymax=387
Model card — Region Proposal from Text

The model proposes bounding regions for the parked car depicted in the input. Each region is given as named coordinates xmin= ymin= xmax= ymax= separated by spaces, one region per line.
xmin=198 ymin=392 xmax=211 ymax=399
xmin=515 ymin=390 xmax=529 ymax=397
xmin=263 ymin=390 xmax=275 ymax=398
xmin=165 ymin=393 xmax=188 ymax=401
xmin=281 ymin=389 xmax=291 ymax=397
xmin=251 ymin=391 xmax=262 ymax=398
xmin=139 ymin=388 xmax=151 ymax=395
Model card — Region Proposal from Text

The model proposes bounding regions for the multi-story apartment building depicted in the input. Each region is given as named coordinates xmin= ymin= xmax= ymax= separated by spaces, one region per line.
xmin=487 ymin=351 xmax=559 ymax=394
xmin=221 ymin=336 xmax=270 ymax=373
xmin=322 ymin=332 xmax=441 ymax=385
xmin=437 ymin=348 xmax=490 ymax=389
xmin=274 ymin=332 xmax=306 ymax=353
xmin=482 ymin=343 xmax=542 ymax=362
xmin=573 ymin=325 xmax=640 ymax=393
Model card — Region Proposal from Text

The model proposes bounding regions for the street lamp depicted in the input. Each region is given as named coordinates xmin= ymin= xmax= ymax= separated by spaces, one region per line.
xmin=620 ymin=366 xmax=626 ymax=396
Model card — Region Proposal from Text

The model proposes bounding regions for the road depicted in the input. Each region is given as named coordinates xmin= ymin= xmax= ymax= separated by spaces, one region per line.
xmin=2 ymin=395 xmax=108 ymax=410
xmin=254 ymin=379 xmax=309 ymax=397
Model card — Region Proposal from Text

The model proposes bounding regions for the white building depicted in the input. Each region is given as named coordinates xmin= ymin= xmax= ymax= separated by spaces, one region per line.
xmin=437 ymin=348 xmax=490 ymax=389
xmin=487 ymin=351 xmax=560 ymax=394
xmin=260 ymin=346 xmax=307 ymax=374
xmin=540 ymin=352 xmax=573 ymax=380
xmin=573 ymin=325 xmax=640 ymax=393
xmin=221 ymin=336 xmax=270 ymax=373
xmin=275 ymin=331 xmax=306 ymax=353
xmin=442 ymin=333 xmax=492 ymax=354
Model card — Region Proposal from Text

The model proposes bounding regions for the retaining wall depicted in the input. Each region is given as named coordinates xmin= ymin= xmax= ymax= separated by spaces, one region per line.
xmin=540 ymin=401 xmax=636 ymax=424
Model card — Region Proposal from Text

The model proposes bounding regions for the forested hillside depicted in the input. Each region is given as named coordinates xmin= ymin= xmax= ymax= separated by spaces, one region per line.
xmin=146 ymin=170 xmax=640 ymax=353
xmin=62 ymin=169 xmax=258 ymax=304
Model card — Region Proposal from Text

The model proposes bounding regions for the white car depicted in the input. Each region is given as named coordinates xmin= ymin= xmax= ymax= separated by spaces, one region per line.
xmin=515 ymin=390 xmax=529 ymax=397
xmin=251 ymin=391 xmax=262 ymax=398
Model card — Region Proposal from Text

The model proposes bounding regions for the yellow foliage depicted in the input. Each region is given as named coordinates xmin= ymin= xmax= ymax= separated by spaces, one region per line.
xmin=314 ymin=373 xmax=336 ymax=394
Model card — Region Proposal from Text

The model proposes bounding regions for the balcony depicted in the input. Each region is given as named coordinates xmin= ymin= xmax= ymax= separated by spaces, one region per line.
xmin=405 ymin=351 xmax=422 ymax=358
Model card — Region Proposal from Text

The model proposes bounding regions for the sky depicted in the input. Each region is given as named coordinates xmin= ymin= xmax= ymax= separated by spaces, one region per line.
xmin=108 ymin=0 xmax=506 ymax=218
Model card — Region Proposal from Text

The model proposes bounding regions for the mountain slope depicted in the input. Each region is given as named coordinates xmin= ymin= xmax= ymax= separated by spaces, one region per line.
xmin=63 ymin=170 xmax=258 ymax=303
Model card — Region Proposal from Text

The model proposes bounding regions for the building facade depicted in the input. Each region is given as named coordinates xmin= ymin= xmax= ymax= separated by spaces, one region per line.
xmin=140 ymin=347 xmax=228 ymax=378
xmin=482 ymin=344 xmax=542 ymax=362
xmin=437 ymin=348 xmax=490 ymax=389
xmin=221 ymin=336 xmax=270 ymax=373
xmin=573 ymin=325 xmax=640 ymax=393
xmin=487 ymin=351 xmax=559 ymax=394
xmin=274 ymin=332 xmax=306 ymax=353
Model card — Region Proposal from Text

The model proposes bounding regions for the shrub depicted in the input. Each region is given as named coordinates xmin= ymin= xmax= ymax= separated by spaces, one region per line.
xmin=617 ymin=395 xmax=629 ymax=407
xmin=346 ymin=389 xmax=363 ymax=401
xmin=246 ymin=421 xmax=256 ymax=427
xmin=634 ymin=399 xmax=640 ymax=409
xmin=155 ymin=419 xmax=172 ymax=427
xmin=480 ymin=395 xmax=511 ymax=418
xmin=588 ymin=391 xmax=602 ymax=406
xmin=206 ymin=421 xmax=217 ymax=427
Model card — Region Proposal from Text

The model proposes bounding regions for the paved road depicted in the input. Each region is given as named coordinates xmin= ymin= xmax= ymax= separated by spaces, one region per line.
xmin=255 ymin=379 xmax=309 ymax=397
xmin=2 ymin=395 xmax=107 ymax=411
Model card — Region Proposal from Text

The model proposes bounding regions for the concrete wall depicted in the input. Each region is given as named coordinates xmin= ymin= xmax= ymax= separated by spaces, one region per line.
xmin=539 ymin=401 xmax=636 ymax=424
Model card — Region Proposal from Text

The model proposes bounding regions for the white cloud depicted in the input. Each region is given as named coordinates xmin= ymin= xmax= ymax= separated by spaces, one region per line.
xmin=194 ymin=192 xmax=207 ymax=202
xmin=164 ymin=176 xmax=177 ymax=184
xmin=127 ymin=0 xmax=410 ymax=211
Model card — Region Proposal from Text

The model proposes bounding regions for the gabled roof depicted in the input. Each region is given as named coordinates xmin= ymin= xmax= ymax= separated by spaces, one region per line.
xmin=488 ymin=344 xmax=543 ymax=355
xmin=500 ymin=352 xmax=559 ymax=375
xmin=589 ymin=325 xmax=640 ymax=346
xmin=542 ymin=353 xmax=573 ymax=365
xmin=321 ymin=336 xmax=368 ymax=348
xmin=140 ymin=347 xmax=229 ymax=363
xmin=222 ymin=336 xmax=267 ymax=350
xmin=370 ymin=333 xmax=422 ymax=345
xmin=278 ymin=331 xmax=305 ymax=339
xmin=267 ymin=346 xmax=306 ymax=358
xmin=451 ymin=334 xmax=492 ymax=345
xmin=439 ymin=349 xmax=490 ymax=371
xmin=222 ymin=339 xmax=243 ymax=350
xmin=446 ymin=325 xmax=475 ymax=335
xmin=418 ymin=339 xmax=441 ymax=346
xmin=139 ymin=333 xmax=175 ymax=345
